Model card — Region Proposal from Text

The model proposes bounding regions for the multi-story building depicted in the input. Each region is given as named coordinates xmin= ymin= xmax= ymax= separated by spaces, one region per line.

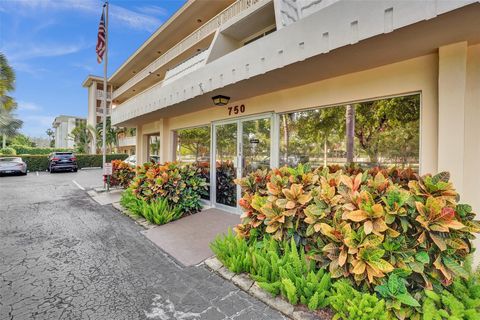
xmin=82 ymin=75 xmax=136 ymax=155
xmin=52 ymin=115 xmax=86 ymax=149
xmin=108 ymin=0 xmax=480 ymax=248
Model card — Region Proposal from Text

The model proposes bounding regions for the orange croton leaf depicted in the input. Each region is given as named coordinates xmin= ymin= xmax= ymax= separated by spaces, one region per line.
xmin=343 ymin=210 xmax=369 ymax=222
xmin=352 ymin=260 xmax=366 ymax=274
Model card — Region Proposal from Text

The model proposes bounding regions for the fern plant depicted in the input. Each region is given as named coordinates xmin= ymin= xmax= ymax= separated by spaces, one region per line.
xmin=328 ymin=279 xmax=390 ymax=320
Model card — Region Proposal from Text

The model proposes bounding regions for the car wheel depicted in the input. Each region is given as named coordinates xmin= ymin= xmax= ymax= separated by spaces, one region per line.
xmin=23 ymin=172 xmax=27 ymax=176
xmin=73 ymin=168 xmax=78 ymax=172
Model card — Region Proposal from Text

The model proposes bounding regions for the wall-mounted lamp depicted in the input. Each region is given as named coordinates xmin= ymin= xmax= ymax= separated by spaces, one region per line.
xmin=212 ymin=95 xmax=230 ymax=106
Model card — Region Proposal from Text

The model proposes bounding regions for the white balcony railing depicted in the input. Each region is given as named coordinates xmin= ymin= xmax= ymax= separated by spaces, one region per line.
xmin=96 ymin=107 xmax=111 ymax=116
xmin=96 ymin=90 xmax=112 ymax=100
xmin=113 ymin=0 xmax=264 ymax=99
xmin=164 ymin=50 xmax=209 ymax=85
xmin=118 ymin=136 xmax=136 ymax=147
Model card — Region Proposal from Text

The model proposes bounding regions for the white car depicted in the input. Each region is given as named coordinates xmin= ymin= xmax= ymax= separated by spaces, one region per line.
xmin=0 ymin=157 xmax=27 ymax=175
xmin=123 ymin=155 xmax=136 ymax=167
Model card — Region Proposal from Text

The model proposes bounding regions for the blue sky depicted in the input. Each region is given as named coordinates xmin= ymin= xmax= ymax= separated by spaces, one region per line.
xmin=0 ymin=0 xmax=185 ymax=138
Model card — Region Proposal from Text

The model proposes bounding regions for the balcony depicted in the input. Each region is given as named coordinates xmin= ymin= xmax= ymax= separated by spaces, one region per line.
xmin=164 ymin=50 xmax=209 ymax=85
xmin=113 ymin=0 xmax=266 ymax=100
xmin=96 ymin=107 xmax=111 ymax=116
xmin=118 ymin=136 xmax=136 ymax=147
xmin=96 ymin=90 xmax=112 ymax=100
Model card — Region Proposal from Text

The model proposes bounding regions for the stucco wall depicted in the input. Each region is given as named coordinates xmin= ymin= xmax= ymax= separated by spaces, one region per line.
xmin=165 ymin=53 xmax=438 ymax=174
xmin=133 ymin=45 xmax=480 ymax=262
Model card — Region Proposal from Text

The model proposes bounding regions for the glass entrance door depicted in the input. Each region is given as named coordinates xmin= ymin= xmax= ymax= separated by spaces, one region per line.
xmin=214 ymin=122 xmax=238 ymax=207
xmin=212 ymin=114 xmax=273 ymax=211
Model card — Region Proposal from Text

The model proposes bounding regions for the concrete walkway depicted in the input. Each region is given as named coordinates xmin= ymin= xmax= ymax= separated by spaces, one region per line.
xmin=89 ymin=189 xmax=123 ymax=205
xmin=143 ymin=208 xmax=240 ymax=266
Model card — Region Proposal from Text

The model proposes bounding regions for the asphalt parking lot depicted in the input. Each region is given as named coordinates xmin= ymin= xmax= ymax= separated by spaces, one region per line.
xmin=0 ymin=169 xmax=284 ymax=320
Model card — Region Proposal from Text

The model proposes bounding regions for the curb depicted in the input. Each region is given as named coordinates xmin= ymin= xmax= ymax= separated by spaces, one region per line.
xmin=204 ymin=257 xmax=324 ymax=320
xmin=110 ymin=202 xmax=155 ymax=230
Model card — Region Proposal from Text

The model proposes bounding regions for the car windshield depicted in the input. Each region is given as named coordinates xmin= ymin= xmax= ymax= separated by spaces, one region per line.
xmin=55 ymin=153 xmax=73 ymax=156
xmin=0 ymin=157 xmax=21 ymax=162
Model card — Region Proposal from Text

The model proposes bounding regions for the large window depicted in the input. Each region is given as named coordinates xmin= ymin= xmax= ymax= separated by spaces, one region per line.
xmin=174 ymin=126 xmax=211 ymax=199
xmin=280 ymin=94 xmax=420 ymax=169
xmin=147 ymin=134 xmax=160 ymax=163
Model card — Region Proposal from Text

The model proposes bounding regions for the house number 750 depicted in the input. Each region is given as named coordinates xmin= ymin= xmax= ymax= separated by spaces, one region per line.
xmin=228 ymin=104 xmax=245 ymax=116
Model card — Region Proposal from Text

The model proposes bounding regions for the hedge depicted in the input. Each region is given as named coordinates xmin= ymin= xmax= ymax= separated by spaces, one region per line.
xmin=0 ymin=154 xmax=129 ymax=171
xmin=9 ymin=145 xmax=71 ymax=155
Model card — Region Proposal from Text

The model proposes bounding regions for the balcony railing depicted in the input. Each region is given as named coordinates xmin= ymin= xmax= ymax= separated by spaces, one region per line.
xmin=113 ymin=0 xmax=264 ymax=99
xmin=164 ymin=50 xmax=209 ymax=85
xmin=96 ymin=90 xmax=112 ymax=100
xmin=96 ymin=107 xmax=111 ymax=116
xmin=118 ymin=136 xmax=136 ymax=147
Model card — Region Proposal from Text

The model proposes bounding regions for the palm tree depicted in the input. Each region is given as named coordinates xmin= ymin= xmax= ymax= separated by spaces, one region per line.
xmin=0 ymin=53 xmax=21 ymax=148
xmin=69 ymin=122 xmax=95 ymax=154
xmin=96 ymin=117 xmax=118 ymax=153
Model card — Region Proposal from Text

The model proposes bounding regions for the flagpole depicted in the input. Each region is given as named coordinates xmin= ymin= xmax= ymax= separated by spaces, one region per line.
xmin=102 ymin=1 xmax=109 ymax=172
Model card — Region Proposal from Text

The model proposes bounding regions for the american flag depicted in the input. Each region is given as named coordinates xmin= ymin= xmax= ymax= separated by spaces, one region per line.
xmin=96 ymin=8 xmax=106 ymax=64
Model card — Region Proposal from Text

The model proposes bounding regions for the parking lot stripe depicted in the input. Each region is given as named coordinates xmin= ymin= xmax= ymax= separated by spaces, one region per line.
xmin=72 ymin=180 xmax=85 ymax=191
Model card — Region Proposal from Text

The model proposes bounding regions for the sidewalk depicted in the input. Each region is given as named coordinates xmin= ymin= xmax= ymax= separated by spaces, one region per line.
xmin=85 ymin=189 xmax=240 ymax=266
xmin=142 ymin=208 xmax=239 ymax=266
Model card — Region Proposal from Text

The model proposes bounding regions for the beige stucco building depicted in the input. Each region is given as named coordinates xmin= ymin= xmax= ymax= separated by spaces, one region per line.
xmin=82 ymin=75 xmax=136 ymax=155
xmin=52 ymin=115 xmax=86 ymax=149
xmin=107 ymin=0 xmax=480 ymax=253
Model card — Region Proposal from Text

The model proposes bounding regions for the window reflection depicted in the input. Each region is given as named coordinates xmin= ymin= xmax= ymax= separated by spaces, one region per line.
xmin=175 ymin=126 xmax=211 ymax=200
xmin=280 ymin=95 xmax=420 ymax=169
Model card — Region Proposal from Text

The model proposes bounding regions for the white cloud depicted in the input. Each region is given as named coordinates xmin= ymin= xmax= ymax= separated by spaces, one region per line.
xmin=1 ymin=0 xmax=164 ymax=32
xmin=17 ymin=101 xmax=41 ymax=112
xmin=4 ymin=42 xmax=88 ymax=62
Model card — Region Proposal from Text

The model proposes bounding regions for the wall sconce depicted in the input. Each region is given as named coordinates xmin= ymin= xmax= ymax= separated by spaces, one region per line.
xmin=212 ymin=95 xmax=230 ymax=106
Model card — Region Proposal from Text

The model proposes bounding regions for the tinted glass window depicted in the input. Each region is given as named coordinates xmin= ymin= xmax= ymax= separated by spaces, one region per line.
xmin=280 ymin=94 xmax=420 ymax=170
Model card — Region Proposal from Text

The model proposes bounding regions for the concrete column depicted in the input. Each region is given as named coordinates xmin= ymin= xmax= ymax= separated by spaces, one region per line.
xmin=463 ymin=44 xmax=480 ymax=265
xmin=135 ymin=125 xmax=145 ymax=165
xmin=437 ymin=42 xmax=467 ymax=194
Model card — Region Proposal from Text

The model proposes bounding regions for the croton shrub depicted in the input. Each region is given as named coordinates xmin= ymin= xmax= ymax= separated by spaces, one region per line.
xmin=234 ymin=165 xmax=480 ymax=317
xmin=108 ymin=159 xmax=136 ymax=188
xmin=129 ymin=161 xmax=208 ymax=214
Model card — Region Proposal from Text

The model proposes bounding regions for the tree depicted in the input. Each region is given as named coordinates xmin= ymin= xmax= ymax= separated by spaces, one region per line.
xmin=9 ymin=133 xmax=35 ymax=147
xmin=177 ymin=126 xmax=210 ymax=161
xmin=69 ymin=122 xmax=95 ymax=154
xmin=46 ymin=128 xmax=55 ymax=147
xmin=353 ymin=95 xmax=420 ymax=165
xmin=296 ymin=106 xmax=345 ymax=166
xmin=95 ymin=117 xmax=118 ymax=153
xmin=0 ymin=53 xmax=21 ymax=148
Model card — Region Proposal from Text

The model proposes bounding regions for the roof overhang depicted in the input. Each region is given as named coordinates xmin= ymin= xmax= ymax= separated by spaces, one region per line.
xmin=114 ymin=3 xmax=480 ymax=127
xmin=108 ymin=0 xmax=235 ymax=87
xmin=82 ymin=75 xmax=104 ymax=87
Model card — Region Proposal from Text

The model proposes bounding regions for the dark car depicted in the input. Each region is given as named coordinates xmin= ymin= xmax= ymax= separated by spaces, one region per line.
xmin=48 ymin=152 xmax=78 ymax=173
xmin=0 ymin=157 xmax=27 ymax=176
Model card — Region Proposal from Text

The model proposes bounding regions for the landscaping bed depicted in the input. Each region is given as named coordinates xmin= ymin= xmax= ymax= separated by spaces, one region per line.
xmin=209 ymin=165 xmax=480 ymax=320
xmin=118 ymin=161 xmax=208 ymax=226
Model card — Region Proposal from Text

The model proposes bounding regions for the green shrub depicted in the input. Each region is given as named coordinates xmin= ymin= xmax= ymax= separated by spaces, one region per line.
xmin=210 ymin=232 xmax=332 ymax=310
xmin=130 ymin=162 xmax=208 ymax=214
xmin=421 ymin=258 xmax=480 ymax=320
xmin=9 ymin=145 xmax=70 ymax=155
xmin=139 ymin=198 xmax=183 ymax=225
xmin=120 ymin=189 xmax=183 ymax=225
xmin=235 ymin=165 xmax=480 ymax=292
xmin=328 ymin=279 xmax=389 ymax=320
xmin=107 ymin=159 xmax=135 ymax=188
xmin=0 ymin=147 xmax=16 ymax=155
xmin=18 ymin=155 xmax=49 ymax=171
xmin=0 ymin=154 xmax=128 ymax=171
xmin=120 ymin=189 xmax=143 ymax=216
xmin=76 ymin=154 xmax=128 ymax=168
